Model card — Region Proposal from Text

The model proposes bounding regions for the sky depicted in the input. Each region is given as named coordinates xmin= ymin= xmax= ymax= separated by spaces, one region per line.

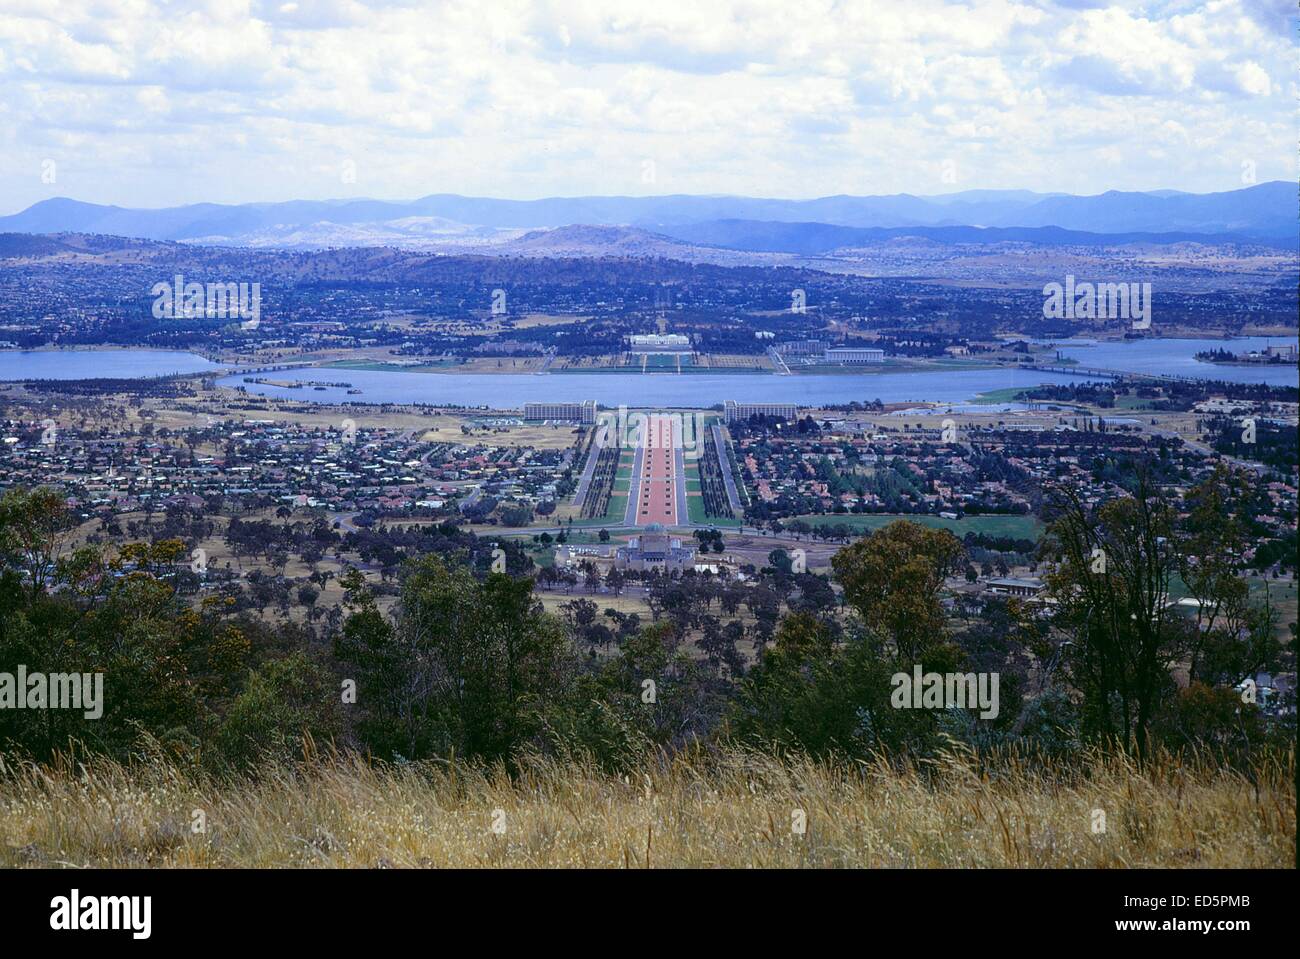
xmin=0 ymin=0 xmax=1295 ymax=213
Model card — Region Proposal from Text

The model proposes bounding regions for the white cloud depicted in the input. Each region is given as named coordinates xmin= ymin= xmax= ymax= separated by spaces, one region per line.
xmin=1232 ymin=61 xmax=1271 ymax=96
xmin=0 ymin=0 xmax=1292 ymax=211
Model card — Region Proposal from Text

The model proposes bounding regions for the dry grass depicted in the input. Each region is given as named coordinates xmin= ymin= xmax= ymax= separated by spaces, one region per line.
xmin=454 ymin=356 xmax=548 ymax=373
xmin=0 ymin=744 xmax=1291 ymax=868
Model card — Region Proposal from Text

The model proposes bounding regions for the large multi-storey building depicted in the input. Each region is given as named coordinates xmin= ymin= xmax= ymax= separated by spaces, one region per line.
xmin=824 ymin=347 xmax=885 ymax=364
xmin=627 ymin=333 xmax=691 ymax=353
xmin=523 ymin=400 xmax=597 ymax=424
xmin=614 ymin=524 xmax=696 ymax=571
xmin=777 ymin=339 xmax=826 ymax=355
xmin=724 ymin=400 xmax=800 ymax=424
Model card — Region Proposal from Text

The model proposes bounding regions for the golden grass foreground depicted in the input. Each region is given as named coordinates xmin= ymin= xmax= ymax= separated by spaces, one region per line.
xmin=0 ymin=744 xmax=1293 ymax=868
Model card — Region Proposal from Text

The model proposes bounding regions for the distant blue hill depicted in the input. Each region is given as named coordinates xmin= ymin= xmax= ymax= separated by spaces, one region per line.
xmin=0 ymin=182 xmax=1291 ymax=245
xmin=655 ymin=219 xmax=1296 ymax=253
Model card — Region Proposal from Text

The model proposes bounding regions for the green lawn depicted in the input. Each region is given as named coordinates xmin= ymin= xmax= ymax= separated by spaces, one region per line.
xmin=612 ymin=452 xmax=633 ymax=493
xmin=1112 ymin=396 xmax=1160 ymax=411
xmin=551 ymin=365 xmax=765 ymax=375
xmin=602 ymin=494 xmax=627 ymax=525
xmin=684 ymin=458 xmax=741 ymax=526
xmin=643 ymin=353 xmax=685 ymax=369
xmin=701 ymin=515 xmax=742 ymax=528
xmin=569 ymin=494 xmax=627 ymax=528
xmin=972 ymin=387 xmax=1033 ymax=405
xmin=684 ymin=460 xmax=707 ymax=523
xmin=1250 ymin=576 xmax=1297 ymax=641
xmin=323 ymin=359 xmax=459 ymax=372
xmin=1157 ymin=574 xmax=1294 ymax=643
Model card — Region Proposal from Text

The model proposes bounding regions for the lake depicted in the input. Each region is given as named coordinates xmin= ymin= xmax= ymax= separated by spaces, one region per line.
xmin=0 ymin=337 xmax=1293 ymax=409
xmin=0 ymin=349 xmax=222 ymax=379
xmin=1046 ymin=336 xmax=1298 ymax=385
xmin=218 ymin=366 xmax=1108 ymax=408
xmin=211 ymin=335 xmax=1297 ymax=408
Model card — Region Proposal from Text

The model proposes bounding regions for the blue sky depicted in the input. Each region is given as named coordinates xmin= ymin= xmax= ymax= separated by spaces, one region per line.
xmin=0 ymin=0 xmax=1294 ymax=213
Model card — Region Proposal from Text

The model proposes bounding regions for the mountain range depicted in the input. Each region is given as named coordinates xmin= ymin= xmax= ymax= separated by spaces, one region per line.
xmin=0 ymin=182 xmax=1292 ymax=254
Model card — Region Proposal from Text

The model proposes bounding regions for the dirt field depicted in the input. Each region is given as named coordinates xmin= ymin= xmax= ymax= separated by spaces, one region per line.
xmin=3 ymin=379 xmax=586 ymax=454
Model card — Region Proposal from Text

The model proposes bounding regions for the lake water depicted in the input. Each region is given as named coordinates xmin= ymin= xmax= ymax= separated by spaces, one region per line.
xmin=0 ymin=337 xmax=1293 ymax=409
xmin=0 ymin=349 xmax=221 ymax=379
xmin=220 ymin=366 xmax=1102 ymax=408
xmin=1045 ymin=336 xmax=1298 ymax=386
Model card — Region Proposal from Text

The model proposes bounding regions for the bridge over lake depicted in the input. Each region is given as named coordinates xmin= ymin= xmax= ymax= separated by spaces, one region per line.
xmin=1025 ymin=364 xmax=1204 ymax=384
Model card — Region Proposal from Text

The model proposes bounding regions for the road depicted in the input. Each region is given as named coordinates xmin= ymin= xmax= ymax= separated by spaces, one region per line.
xmin=626 ymin=414 xmax=684 ymax=526
xmin=711 ymin=423 xmax=744 ymax=515
xmin=571 ymin=435 xmax=603 ymax=512
xmin=767 ymin=346 xmax=792 ymax=375
xmin=674 ymin=442 xmax=689 ymax=524
xmin=623 ymin=437 xmax=645 ymax=526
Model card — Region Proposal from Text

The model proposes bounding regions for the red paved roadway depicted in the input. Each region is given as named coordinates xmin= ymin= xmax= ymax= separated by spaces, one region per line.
xmin=635 ymin=414 xmax=679 ymax=525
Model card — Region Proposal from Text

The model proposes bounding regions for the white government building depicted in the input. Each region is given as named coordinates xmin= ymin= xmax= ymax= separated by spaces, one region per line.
xmin=627 ymin=333 xmax=692 ymax=353
xmin=823 ymin=347 xmax=885 ymax=364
